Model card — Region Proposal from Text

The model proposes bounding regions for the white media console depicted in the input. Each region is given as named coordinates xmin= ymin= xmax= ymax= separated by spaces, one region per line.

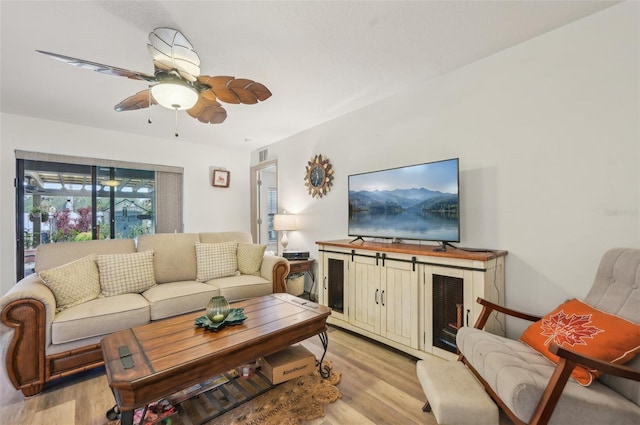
xmin=316 ymin=239 xmax=507 ymax=360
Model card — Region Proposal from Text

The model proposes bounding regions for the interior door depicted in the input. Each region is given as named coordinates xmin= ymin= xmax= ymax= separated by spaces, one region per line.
xmin=250 ymin=160 xmax=277 ymax=253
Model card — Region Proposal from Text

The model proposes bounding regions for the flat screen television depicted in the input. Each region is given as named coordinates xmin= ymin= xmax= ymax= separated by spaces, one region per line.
xmin=348 ymin=158 xmax=459 ymax=244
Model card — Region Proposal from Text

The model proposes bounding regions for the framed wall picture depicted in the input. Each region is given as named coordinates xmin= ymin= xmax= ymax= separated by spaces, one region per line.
xmin=213 ymin=169 xmax=230 ymax=187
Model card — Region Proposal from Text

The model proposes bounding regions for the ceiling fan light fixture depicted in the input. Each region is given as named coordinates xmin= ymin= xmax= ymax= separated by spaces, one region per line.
xmin=101 ymin=179 xmax=121 ymax=187
xmin=38 ymin=27 xmax=271 ymax=127
xmin=151 ymin=80 xmax=198 ymax=110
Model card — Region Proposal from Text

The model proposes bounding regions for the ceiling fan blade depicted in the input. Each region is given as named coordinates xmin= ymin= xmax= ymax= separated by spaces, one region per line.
xmin=36 ymin=50 xmax=156 ymax=82
xmin=114 ymin=89 xmax=157 ymax=112
xmin=227 ymin=79 xmax=258 ymax=104
xmin=200 ymin=89 xmax=218 ymax=102
xmin=147 ymin=28 xmax=200 ymax=81
xmin=227 ymin=79 xmax=273 ymax=104
xmin=197 ymin=76 xmax=239 ymax=103
xmin=188 ymin=97 xmax=227 ymax=124
xmin=247 ymin=82 xmax=272 ymax=102
xmin=197 ymin=76 xmax=272 ymax=105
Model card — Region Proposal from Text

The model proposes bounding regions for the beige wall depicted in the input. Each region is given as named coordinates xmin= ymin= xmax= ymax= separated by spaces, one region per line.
xmin=252 ymin=3 xmax=640 ymax=337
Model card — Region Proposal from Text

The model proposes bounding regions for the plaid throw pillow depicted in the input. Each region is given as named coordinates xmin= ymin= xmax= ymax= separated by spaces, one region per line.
xmin=39 ymin=254 xmax=100 ymax=312
xmin=97 ymin=250 xmax=156 ymax=297
xmin=196 ymin=242 xmax=239 ymax=282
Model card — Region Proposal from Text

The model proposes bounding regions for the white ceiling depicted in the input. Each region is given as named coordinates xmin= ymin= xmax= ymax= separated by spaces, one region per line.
xmin=0 ymin=1 xmax=618 ymax=152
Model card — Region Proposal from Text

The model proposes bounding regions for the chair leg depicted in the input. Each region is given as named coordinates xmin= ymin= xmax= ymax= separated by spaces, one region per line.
xmin=422 ymin=401 xmax=432 ymax=412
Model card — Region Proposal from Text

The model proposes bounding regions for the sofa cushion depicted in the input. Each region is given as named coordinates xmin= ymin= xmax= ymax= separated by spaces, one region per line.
xmin=196 ymin=242 xmax=239 ymax=282
xmin=137 ymin=233 xmax=199 ymax=284
xmin=35 ymin=238 xmax=136 ymax=273
xmin=142 ymin=281 xmax=220 ymax=320
xmin=237 ymin=243 xmax=266 ymax=276
xmin=457 ymin=326 xmax=640 ymax=425
xmin=51 ymin=293 xmax=150 ymax=344
xmin=199 ymin=231 xmax=253 ymax=244
xmin=97 ymin=250 xmax=156 ymax=297
xmin=39 ymin=254 xmax=100 ymax=312
xmin=520 ymin=298 xmax=640 ymax=386
xmin=209 ymin=274 xmax=272 ymax=301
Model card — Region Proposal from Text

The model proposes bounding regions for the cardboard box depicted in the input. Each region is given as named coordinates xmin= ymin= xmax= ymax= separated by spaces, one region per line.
xmin=261 ymin=345 xmax=316 ymax=384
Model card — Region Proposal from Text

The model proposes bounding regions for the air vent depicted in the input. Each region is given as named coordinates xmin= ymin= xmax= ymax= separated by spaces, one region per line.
xmin=259 ymin=149 xmax=268 ymax=162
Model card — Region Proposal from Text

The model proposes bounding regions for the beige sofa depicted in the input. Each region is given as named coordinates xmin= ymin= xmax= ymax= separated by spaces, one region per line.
xmin=0 ymin=231 xmax=289 ymax=397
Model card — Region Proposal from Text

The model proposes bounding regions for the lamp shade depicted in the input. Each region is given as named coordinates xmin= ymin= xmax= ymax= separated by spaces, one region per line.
xmin=273 ymin=214 xmax=297 ymax=231
xmin=151 ymin=80 xmax=199 ymax=110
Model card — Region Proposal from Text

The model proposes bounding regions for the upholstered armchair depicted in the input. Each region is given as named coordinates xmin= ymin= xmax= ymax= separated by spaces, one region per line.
xmin=457 ymin=248 xmax=640 ymax=425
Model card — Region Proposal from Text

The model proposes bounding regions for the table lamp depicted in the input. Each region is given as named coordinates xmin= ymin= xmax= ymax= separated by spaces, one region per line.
xmin=273 ymin=213 xmax=297 ymax=251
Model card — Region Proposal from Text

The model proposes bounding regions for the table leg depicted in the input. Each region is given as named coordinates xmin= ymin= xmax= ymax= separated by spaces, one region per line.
xmin=120 ymin=408 xmax=134 ymax=425
xmin=106 ymin=387 xmax=134 ymax=425
xmin=107 ymin=403 xmax=133 ymax=425
xmin=317 ymin=331 xmax=331 ymax=378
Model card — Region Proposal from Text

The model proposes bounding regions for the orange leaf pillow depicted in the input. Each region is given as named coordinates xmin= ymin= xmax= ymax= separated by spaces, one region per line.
xmin=520 ymin=298 xmax=640 ymax=386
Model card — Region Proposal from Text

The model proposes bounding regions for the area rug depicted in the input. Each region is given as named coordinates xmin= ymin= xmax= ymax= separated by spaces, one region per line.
xmin=112 ymin=361 xmax=341 ymax=425
xmin=213 ymin=362 xmax=341 ymax=425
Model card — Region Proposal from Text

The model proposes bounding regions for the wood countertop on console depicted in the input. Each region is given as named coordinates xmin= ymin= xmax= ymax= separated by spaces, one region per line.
xmin=316 ymin=239 xmax=507 ymax=262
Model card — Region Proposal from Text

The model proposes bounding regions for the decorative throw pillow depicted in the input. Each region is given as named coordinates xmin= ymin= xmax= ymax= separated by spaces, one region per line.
xmin=237 ymin=243 xmax=266 ymax=276
xmin=97 ymin=250 xmax=156 ymax=297
xmin=520 ymin=298 xmax=640 ymax=386
xmin=39 ymin=254 xmax=100 ymax=312
xmin=195 ymin=241 xmax=240 ymax=282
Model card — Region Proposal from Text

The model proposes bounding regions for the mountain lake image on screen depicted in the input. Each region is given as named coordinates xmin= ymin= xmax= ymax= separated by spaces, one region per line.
xmin=348 ymin=158 xmax=459 ymax=242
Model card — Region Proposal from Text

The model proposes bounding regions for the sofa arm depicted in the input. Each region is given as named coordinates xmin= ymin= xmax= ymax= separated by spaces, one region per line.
xmin=0 ymin=274 xmax=56 ymax=396
xmin=550 ymin=343 xmax=640 ymax=381
xmin=260 ymin=255 xmax=290 ymax=293
xmin=473 ymin=297 xmax=542 ymax=330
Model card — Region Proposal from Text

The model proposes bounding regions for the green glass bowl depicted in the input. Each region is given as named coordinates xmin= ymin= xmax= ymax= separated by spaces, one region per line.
xmin=206 ymin=296 xmax=230 ymax=323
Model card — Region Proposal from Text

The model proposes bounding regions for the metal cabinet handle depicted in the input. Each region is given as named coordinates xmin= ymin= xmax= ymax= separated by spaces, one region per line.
xmin=375 ymin=289 xmax=379 ymax=304
xmin=381 ymin=290 xmax=385 ymax=306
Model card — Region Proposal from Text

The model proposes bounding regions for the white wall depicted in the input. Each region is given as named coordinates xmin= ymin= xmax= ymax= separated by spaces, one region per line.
xmin=0 ymin=114 xmax=251 ymax=296
xmin=252 ymin=3 xmax=640 ymax=337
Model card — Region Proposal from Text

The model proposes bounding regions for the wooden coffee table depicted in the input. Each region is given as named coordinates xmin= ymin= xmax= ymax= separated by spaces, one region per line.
xmin=101 ymin=293 xmax=331 ymax=425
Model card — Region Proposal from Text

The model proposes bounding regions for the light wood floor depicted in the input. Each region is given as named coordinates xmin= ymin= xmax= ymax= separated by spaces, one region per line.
xmin=0 ymin=326 xmax=513 ymax=425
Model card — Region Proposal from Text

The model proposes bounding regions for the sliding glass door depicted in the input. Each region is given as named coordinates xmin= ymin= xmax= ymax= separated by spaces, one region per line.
xmin=17 ymin=160 xmax=156 ymax=280
xmin=96 ymin=167 xmax=155 ymax=240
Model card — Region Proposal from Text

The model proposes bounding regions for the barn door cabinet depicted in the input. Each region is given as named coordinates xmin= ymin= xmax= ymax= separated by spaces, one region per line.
xmin=317 ymin=240 xmax=507 ymax=360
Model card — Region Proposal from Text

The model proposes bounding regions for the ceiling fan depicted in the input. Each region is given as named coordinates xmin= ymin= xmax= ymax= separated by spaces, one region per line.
xmin=37 ymin=27 xmax=271 ymax=133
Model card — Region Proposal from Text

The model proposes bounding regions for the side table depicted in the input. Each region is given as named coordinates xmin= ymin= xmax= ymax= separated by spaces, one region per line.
xmin=287 ymin=258 xmax=316 ymax=301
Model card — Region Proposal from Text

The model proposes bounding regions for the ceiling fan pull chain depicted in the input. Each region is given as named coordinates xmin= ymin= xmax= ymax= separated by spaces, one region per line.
xmin=147 ymin=87 xmax=152 ymax=124
xmin=175 ymin=108 xmax=179 ymax=137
